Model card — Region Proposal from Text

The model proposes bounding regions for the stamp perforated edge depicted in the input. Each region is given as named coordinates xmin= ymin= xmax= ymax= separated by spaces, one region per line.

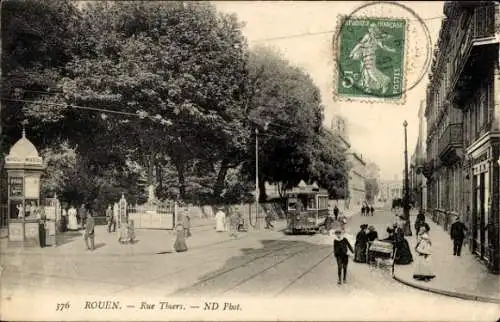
xmin=332 ymin=13 xmax=411 ymax=105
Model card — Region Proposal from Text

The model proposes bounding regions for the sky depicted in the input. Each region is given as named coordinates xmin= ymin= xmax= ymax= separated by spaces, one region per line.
xmin=215 ymin=1 xmax=444 ymax=181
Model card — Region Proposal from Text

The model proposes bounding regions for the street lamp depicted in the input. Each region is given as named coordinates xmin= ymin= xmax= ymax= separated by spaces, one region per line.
xmin=255 ymin=122 xmax=270 ymax=229
xmin=403 ymin=120 xmax=412 ymax=236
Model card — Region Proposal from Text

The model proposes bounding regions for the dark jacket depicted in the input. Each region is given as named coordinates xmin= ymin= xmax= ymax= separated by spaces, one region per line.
xmin=450 ymin=221 xmax=467 ymax=240
xmin=334 ymin=238 xmax=354 ymax=257
xmin=366 ymin=231 xmax=378 ymax=242
xmin=333 ymin=206 xmax=339 ymax=216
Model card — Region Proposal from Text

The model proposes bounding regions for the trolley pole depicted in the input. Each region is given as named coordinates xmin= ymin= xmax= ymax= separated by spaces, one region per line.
xmin=255 ymin=128 xmax=259 ymax=229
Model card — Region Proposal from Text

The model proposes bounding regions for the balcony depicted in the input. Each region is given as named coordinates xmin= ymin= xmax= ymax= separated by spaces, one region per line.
xmin=449 ymin=5 xmax=499 ymax=107
xmin=438 ymin=123 xmax=464 ymax=165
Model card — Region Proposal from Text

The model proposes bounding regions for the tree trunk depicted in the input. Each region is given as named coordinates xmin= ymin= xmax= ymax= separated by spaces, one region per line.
xmin=213 ymin=158 xmax=230 ymax=200
xmin=174 ymin=158 xmax=186 ymax=200
xmin=258 ymin=178 xmax=267 ymax=203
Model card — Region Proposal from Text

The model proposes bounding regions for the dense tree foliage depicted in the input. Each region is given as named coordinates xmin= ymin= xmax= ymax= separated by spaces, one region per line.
xmin=1 ymin=1 xmax=350 ymax=208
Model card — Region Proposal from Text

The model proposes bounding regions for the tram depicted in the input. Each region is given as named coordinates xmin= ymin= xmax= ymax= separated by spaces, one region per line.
xmin=285 ymin=180 xmax=329 ymax=234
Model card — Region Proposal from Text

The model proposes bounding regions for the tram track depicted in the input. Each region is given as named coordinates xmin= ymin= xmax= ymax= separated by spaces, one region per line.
xmin=219 ymin=244 xmax=331 ymax=296
xmin=170 ymin=238 xmax=321 ymax=296
xmin=114 ymin=234 xmax=293 ymax=295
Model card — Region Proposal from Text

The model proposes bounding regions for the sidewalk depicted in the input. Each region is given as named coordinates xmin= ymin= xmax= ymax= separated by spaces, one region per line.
xmin=0 ymin=218 xmax=288 ymax=257
xmin=393 ymin=218 xmax=500 ymax=304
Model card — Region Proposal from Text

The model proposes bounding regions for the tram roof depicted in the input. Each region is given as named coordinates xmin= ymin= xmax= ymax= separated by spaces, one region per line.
xmin=286 ymin=186 xmax=328 ymax=195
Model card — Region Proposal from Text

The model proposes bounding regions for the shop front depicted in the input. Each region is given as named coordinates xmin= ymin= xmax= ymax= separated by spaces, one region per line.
xmin=467 ymin=134 xmax=500 ymax=274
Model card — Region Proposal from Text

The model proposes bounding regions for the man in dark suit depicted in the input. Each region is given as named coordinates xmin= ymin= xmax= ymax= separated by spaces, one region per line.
xmin=450 ymin=216 xmax=467 ymax=256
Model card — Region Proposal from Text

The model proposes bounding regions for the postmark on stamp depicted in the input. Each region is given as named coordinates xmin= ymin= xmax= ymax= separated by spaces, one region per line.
xmin=337 ymin=17 xmax=406 ymax=100
xmin=333 ymin=2 xmax=432 ymax=105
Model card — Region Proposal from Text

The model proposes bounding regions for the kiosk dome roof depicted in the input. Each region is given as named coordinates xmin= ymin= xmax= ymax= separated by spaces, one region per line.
xmin=8 ymin=133 xmax=40 ymax=158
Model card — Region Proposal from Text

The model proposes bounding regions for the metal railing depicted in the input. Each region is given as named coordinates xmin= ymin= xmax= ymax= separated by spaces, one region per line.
xmin=438 ymin=123 xmax=463 ymax=157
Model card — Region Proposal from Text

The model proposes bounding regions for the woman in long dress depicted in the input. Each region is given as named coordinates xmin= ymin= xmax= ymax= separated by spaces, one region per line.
xmin=67 ymin=206 xmax=79 ymax=230
xmin=215 ymin=207 xmax=226 ymax=232
xmin=174 ymin=223 xmax=188 ymax=252
xmin=413 ymin=225 xmax=435 ymax=281
xmin=393 ymin=223 xmax=413 ymax=265
xmin=354 ymin=224 xmax=368 ymax=263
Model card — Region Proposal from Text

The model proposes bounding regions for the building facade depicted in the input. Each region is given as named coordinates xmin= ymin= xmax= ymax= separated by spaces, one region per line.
xmin=424 ymin=1 xmax=499 ymax=273
xmin=410 ymin=101 xmax=427 ymax=210
xmin=330 ymin=115 xmax=367 ymax=209
xmin=378 ymin=179 xmax=403 ymax=205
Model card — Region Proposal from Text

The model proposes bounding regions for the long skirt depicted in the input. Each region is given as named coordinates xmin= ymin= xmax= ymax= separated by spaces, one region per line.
xmin=215 ymin=215 xmax=225 ymax=232
xmin=413 ymin=254 xmax=435 ymax=280
xmin=67 ymin=214 xmax=79 ymax=230
xmin=354 ymin=243 xmax=367 ymax=263
xmin=174 ymin=230 xmax=188 ymax=252
xmin=394 ymin=240 xmax=413 ymax=265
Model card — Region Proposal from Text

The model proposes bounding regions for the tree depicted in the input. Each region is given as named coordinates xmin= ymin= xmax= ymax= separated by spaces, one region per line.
xmin=241 ymin=46 xmax=342 ymax=200
xmin=365 ymin=178 xmax=379 ymax=203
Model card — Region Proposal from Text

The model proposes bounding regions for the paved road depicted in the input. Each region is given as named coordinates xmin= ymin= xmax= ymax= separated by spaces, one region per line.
xmin=1 ymin=208 xmax=498 ymax=321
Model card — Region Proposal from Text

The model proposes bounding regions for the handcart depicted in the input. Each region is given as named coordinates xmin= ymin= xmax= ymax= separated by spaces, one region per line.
xmin=366 ymin=240 xmax=394 ymax=270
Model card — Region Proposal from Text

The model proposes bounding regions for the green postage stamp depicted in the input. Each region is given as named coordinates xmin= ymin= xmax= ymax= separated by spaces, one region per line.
xmin=335 ymin=16 xmax=407 ymax=103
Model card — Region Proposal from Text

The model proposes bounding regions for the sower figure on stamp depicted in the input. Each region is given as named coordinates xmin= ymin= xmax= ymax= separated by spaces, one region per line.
xmin=84 ymin=209 xmax=95 ymax=251
xmin=333 ymin=228 xmax=354 ymax=285
xmin=349 ymin=23 xmax=396 ymax=95
xmin=450 ymin=216 xmax=467 ymax=256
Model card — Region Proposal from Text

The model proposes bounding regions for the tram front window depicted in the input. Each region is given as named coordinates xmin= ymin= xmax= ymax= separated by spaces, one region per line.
xmin=307 ymin=197 xmax=316 ymax=210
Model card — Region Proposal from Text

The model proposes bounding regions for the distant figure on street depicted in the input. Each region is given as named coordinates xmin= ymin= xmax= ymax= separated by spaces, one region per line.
xmin=215 ymin=206 xmax=226 ymax=232
xmin=182 ymin=210 xmax=191 ymax=238
xmin=173 ymin=222 xmax=188 ymax=252
xmin=60 ymin=205 xmax=68 ymax=232
xmin=450 ymin=216 xmax=467 ymax=256
xmin=84 ymin=211 xmax=95 ymax=251
xmin=106 ymin=205 xmax=115 ymax=233
xmin=354 ymin=224 xmax=368 ymax=263
xmin=333 ymin=205 xmax=339 ymax=221
xmin=67 ymin=205 xmax=78 ymax=230
xmin=264 ymin=210 xmax=274 ymax=229
xmin=229 ymin=210 xmax=240 ymax=238
xmin=333 ymin=228 xmax=354 ymax=285
xmin=370 ymin=206 xmax=375 ymax=216
xmin=79 ymin=204 xmax=87 ymax=227
xmin=361 ymin=205 xmax=366 ymax=216
xmin=413 ymin=225 xmax=435 ymax=281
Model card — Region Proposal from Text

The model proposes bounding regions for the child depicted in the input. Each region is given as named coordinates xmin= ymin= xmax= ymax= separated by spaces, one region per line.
xmin=333 ymin=228 xmax=354 ymax=285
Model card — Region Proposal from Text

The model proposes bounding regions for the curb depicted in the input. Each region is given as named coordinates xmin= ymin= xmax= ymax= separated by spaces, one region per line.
xmin=392 ymin=273 xmax=500 ymax=304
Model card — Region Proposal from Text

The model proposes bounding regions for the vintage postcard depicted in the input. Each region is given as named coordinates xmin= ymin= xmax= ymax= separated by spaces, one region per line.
xmin=1 ymin=1 xmax=499 ymax=321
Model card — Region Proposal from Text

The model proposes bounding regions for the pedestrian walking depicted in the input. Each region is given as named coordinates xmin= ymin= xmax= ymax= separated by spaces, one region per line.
xmin=182 ymin=210 xmax=191 ymax=238
xmin=229 ymin=211 xmax=240 ymax=238
xmin=60 ymin=205 xmax=68 ymax=232
xmin=79 ymin=204 xmax=87 ymax=228
xmin=370 ymin=206 xmax=375 ymax=216
xmin=215 ymin=206 xmax=226 ymax=232
xmin=173 ymin=222 xmax=188 ymax=252
xmin=393 ymin=222 xmax=413 ymax=265
xmin=354 ymin=224 xmax=368 ymax=263
xmin=333 ymin=205 xmax=339 ymax=221
xmin=333 ymin=228 xmax=354 ymax=284
xmin=83 ymin=210 xmax=95 ymax=251
xmin=413 ymin=225 xmax=435 ymax=281
xmin=264 ymin=210 xmax=274 ymax=229
xmin=67 ymin=205 xmax=78 ymax=230
xmin=361 ymin=205 xmax=365 ymax=216
xmin=450 ymin=216 xmax=467 ymax=256
xmin=106 ymin=205 xmax=116 ymax=233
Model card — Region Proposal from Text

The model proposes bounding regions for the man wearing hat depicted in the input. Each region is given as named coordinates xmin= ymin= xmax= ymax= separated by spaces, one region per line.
xmin=333 ymin=228 xmax=354 ymax=284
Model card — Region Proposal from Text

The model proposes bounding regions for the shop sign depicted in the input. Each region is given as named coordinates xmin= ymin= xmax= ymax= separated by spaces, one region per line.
xmin=9 ymin=177 xmax=23 ymax=197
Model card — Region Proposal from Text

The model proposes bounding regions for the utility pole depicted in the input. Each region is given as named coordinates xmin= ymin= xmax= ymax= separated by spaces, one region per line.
xmin=403 ymin=120 xmax=412 ymax=236
xmin=255 ymin=128 xmax=259 ymax=229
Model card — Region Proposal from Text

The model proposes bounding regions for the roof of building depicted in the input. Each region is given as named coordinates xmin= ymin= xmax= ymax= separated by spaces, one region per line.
xmin=8 ymin=130 xmax=40 ymax=158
